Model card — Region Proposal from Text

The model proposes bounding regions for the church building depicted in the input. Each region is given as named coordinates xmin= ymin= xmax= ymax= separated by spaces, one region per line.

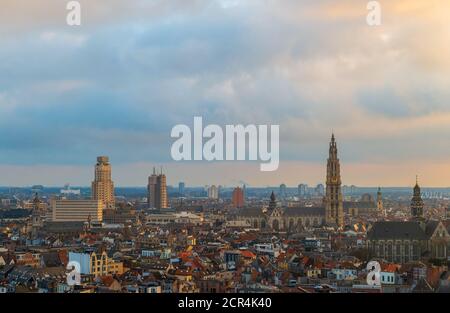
xmin=367 ymin=179 xmax=450 ymax=263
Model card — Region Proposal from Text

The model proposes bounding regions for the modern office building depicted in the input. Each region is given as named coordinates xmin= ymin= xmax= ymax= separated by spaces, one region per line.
xmin=51 ymin=199 xmax=103 ymax=223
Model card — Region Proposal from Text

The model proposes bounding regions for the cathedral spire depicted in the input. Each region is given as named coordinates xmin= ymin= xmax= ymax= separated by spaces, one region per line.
xmin=325 ymin=134 xmax=344 ymax=228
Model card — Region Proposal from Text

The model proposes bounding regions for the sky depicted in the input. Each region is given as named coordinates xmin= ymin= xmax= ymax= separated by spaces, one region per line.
xmin=1 ymin=0 xmax=450 ymax=187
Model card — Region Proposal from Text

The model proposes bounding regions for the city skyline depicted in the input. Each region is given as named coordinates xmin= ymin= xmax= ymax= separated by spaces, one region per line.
xmin=2 ymin=1 xmax=450 ymax=186
xmin=0 ymin=139 xmax=449 ymax=188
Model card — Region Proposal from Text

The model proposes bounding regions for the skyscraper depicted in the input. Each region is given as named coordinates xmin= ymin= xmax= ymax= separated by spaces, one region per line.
xmin=91 ymin=156 xmax=115 ymax=210
xmin=148 ymin=168 xmax=168 ymax=209
xmin=178 ymin=182 xmax=185 ymax=197
xmin=232 ymin=187 xmax=245 ymax=208
xmin=324 ymin=134 xmax=344 ymax=228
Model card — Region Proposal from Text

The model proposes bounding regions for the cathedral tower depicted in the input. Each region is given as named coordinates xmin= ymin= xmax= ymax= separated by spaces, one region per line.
xmin=324 ymin=134 xmax=344 ymax=228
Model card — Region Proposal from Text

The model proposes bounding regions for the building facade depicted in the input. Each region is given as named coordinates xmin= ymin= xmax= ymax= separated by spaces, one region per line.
xmin=148 ymin=168 xmax=168 ymax=209
xmin=91 ymin=156 xmax=115 ymax=210
xmin=51 ymin=199 xmax=103 ymax=223
xmin=68 ymin=251 xmax=124 ymax=277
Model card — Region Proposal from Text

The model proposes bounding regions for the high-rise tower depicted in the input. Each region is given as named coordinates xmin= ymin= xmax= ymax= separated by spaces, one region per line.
xmin=232 ymin=187 xmax=245 ymax=208
xmin=148 ymin=168 xmax=168 ymax=209
xmin=324 ymin=134 xmax=344 ymax=228
xmin=411 ymin=176 xmax=424 ymax=220
xmin=91 ymin=156 xmax=115 ymax=210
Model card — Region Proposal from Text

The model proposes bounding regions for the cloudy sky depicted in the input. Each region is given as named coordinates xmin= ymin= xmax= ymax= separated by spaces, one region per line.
xmin=1 ymin=0 xmax=450 ymax=187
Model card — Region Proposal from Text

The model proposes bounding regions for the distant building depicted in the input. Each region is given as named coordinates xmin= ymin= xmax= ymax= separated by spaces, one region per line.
xmin=178 ymin=182 xmax=185 ymax=197
xmin=343 ymin=193 xmax=378 ymax=217
xmin=315 ymin=184 xmax=325 ymax=197
xmin=298 ymin=184 xmax=308 ymax=198
xmin=208 ymin=185 xmax=219 ymax=200
xmin=279 ymin=184 xmax=287 ymax=199
xmin=146 ymin=211 xmax=203 ymax=225
xmin=60 ymin=184 xmax=81 ymax=196
xmin=232 ymin=187 xmax=245 ymax=208
xmin=148 ymin=168 xmax=168 ymax=209
xmin=103 ymin=203 xmax=136 ymax=224
xmin=51 ymin=199 xmax=103 ymax=223
xmin=31 ymin=185 xmax=44 ymax=195
xmin=91 ymin=156 xmax=115 ymax=209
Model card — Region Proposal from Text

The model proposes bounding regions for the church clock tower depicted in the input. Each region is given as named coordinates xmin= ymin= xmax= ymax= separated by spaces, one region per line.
xmin=411 ymin=176 xmax=424 ymax=220
xmin=324 ymin=134 xmax=344 ymax=228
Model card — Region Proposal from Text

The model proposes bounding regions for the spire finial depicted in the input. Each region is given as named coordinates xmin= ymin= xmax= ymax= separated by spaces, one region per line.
xmin=416 ymin=175 xmax=419 ymax=185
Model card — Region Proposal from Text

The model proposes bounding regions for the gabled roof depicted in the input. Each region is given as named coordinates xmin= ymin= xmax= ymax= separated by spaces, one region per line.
xmin=283 ymin=207 xmax=325 ymax=217
xmin=424 ymin=220 xmax=440 ymax=237
xmin=367 ymin=221 xmax=427 ymax=240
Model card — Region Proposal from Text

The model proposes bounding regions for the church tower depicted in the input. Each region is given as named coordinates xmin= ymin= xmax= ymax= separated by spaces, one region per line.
xmin=268 ymin=191 xmax=277 ymax=212
xmin=377 ymin=187 xmax=384 ymax=218
xmin=31 ymin=193 xmax=43 ymax=239
xmin=411 ymin=176 xmax=424 ymax=220
xmin=324 ymin=134 xmax=344 ymax=228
